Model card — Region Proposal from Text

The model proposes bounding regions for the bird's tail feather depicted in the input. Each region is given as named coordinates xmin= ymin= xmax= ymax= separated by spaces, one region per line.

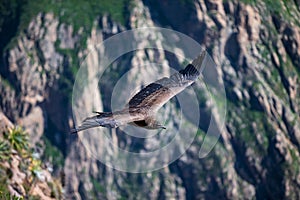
xmin=70 ymin=112 xmax=113 ymax=134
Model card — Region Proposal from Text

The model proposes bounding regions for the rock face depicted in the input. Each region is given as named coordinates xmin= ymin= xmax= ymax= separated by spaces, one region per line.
xmin=0 ymin=0 xmax=299 ymax=199
xmin=0 ymin=112 xmax=62 ymax=199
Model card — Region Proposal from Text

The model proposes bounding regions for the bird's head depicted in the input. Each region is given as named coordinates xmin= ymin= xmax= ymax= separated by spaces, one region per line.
xmin=156 ymin=123 xmax=167 ymax=129
xmin=145 ymin=118 xmax=166 ymax=130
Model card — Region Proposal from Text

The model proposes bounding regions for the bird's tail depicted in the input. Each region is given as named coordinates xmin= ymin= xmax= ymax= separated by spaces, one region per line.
xmin=70 ymin=112 xmax=113 ymax=134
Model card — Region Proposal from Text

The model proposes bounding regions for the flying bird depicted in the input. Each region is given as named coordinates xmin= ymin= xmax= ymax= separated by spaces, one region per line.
xmin=71 ymin=51 xmax=207 ymax=133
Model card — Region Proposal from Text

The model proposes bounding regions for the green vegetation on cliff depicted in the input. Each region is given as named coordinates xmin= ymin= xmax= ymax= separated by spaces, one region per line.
xmin=0 ymin=0 xmax=131 ymax=56
xmin=0 ymin=127 xmax=62 ymax=199
xmin=20 ymin=0 xmax=131 ymax=32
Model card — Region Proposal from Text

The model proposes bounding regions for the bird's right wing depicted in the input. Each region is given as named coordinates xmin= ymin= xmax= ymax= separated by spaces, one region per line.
xmin=71 ymin=111 xmax=145 ymax=133
xmin=127 ymin=51 xmax=207 ymax=112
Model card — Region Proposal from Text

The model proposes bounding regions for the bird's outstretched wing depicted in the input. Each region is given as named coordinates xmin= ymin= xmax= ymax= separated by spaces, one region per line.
xmin=127 ymin=51 xmax=207 ymax=112
xmin=71 ymin=111 xmax=145 ymax=133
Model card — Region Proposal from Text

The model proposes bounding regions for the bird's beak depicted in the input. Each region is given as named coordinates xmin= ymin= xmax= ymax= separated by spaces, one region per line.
xmin=161 ymin=126 xmax=166 ymax=129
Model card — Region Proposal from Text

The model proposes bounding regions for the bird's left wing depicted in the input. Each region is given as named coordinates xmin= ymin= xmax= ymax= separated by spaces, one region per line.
xmin=127 ymin=51 xmax=207 ymax=112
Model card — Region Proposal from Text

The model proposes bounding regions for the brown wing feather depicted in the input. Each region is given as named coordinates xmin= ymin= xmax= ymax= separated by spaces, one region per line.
xmin=71 ymin=110 xmax=146 ymax=133
xmin=127 ymin=51 xmax=207 ymax=112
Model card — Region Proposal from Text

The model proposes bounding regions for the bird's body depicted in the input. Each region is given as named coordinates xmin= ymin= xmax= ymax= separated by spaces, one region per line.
xmin=71 ymin=51 xmax=207 ymax=133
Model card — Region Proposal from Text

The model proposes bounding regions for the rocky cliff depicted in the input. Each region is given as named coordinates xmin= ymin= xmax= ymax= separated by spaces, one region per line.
xmin=0 ymin=112 xmax=63 ymax=199
xmin=0 ymin=0 xmax=299 ymax=199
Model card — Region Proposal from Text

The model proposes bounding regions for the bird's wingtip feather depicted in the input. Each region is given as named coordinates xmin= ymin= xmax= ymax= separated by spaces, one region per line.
xmin=192 ymin=51 xmax=207 ymax=70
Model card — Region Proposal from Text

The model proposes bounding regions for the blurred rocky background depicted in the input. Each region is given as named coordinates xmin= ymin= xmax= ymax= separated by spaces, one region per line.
xmin=0 ymin=0 xmax=299 ymax=199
